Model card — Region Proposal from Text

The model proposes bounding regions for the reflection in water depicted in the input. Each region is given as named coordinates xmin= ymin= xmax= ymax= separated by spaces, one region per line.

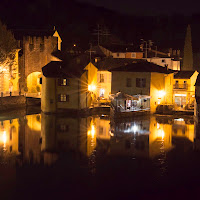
xmin=0 ymin=113 xmax=197 ymax=169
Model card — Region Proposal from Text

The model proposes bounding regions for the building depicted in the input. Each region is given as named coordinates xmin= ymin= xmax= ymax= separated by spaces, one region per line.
xmin=93 ymin=57 xmax=134 ymax=101
xmin=109 ymin=60 xmax=174 ymax=113
xmin=173 ymin=70 xmax=198 ymax=110
xmin=41 ymin=54 xmax=98 ymax=113
xmin=13 ymin=28 xmax=62 ymax=96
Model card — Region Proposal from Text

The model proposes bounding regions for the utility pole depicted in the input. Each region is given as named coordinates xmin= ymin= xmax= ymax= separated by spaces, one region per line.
xmin=92 ymin=24 xmax=111 ymax=46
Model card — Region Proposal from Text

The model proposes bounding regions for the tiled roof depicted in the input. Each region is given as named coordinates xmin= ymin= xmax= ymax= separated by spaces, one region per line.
xmin=102 ymin=44 xmax=142 ymax=52
xmin=42 ymin=61 xmax=68 ymax=78
xmin=174 ymin=71 xmax=195 ymax=79
xmin=93 ymin=57 xmax=135 ymax=71
xmin=109 ymin=60 xmax=175 ymax=74
xmin=42 ymin=54 xmax=90 ymax=78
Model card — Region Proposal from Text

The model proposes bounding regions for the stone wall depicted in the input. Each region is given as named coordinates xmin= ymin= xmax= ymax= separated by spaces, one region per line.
xmin=19 ymin=35 xmax=59 ymax=92
xmin=0 ymin=96 xmax=26 ymax=111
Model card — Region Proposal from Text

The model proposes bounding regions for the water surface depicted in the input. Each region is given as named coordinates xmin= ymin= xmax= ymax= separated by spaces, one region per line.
xmin=0 ymin=112 xmax=200 ymax=199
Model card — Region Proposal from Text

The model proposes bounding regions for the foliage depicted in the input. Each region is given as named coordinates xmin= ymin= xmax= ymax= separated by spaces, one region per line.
xmin=0 ymin=20 xmax=18 ymax=74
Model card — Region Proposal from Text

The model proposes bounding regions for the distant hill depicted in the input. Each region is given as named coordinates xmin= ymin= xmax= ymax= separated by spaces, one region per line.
xmin=1 ymin=0 xmax=200 ymax=59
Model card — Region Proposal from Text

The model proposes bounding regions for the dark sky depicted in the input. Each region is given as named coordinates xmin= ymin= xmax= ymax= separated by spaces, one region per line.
xmin=78 ymin=0 xmax=200 ymax=16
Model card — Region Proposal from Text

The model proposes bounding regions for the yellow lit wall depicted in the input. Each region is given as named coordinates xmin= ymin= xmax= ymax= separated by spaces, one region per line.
xmin=97 ymin=71 xmax=111 ymax=99
xmin=84 ymin=62 xmax=98 ymax=97
xmin=27 ymin=72 xmax=42 ymax=93
xmin=53 ymin=30 xmax=62 ymax=51
xmin=150 ymin=72 xmax=173 ymax=113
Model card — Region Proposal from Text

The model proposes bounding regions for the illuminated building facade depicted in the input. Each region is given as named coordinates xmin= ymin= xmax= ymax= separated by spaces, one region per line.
xmin=110 ymin=60 xmax=174 ymax=113
xmin=13 ymin=29 xmax=62 ymax=96
xmin=41 ymin=57 xmax=98 ymax=113
xmin=173 ymin=70 xmax=198 ymax=110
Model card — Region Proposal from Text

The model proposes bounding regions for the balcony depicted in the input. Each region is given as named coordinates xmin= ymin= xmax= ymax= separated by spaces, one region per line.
xmin=173 ymin=84 xmax=188 ymax=90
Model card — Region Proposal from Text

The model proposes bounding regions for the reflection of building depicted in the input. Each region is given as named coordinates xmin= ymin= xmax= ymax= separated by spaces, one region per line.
xmin=0 ymin=119 xmax=20 ymax=155
xmin=24 ymin=114 xmax=42 ymax=164
xmin=110 ymin=115 xmax=195 ymax=159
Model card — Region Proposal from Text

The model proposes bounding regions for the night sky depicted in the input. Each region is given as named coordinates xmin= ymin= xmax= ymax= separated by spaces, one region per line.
xmin=77 ymin=0 xmax=200 ymax=16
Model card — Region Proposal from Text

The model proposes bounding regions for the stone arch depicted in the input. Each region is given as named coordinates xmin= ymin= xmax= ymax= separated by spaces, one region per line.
xmin=27 ymin=72 xmax=42 ymax=94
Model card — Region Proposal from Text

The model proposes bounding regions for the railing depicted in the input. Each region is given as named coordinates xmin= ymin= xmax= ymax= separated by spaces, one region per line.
xmin=0 ymin=91 xmax=41 ymax=98
xmin=173 ymin=84 xmax=188 ymax=89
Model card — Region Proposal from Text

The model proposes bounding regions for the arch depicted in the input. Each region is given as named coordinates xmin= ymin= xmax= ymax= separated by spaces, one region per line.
xmin=27 ymin=72 xmax=42 ymax=94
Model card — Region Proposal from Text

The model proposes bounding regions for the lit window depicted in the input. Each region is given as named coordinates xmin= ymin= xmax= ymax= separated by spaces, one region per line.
xmin=100 ymin=74 xmax=104 ymax=83
xmin=59 ymin=94 xmax=69 ymax=102
xmin=131 ymin=53 xmax=136 ymax=58
xmin=59 ymin=78 xmax=68 ymax=86
xmin=100 ymin=89 xmax=105 ymax=97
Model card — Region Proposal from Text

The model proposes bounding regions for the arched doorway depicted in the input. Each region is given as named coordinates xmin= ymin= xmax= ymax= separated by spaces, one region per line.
xmin=27 ymin=72 xmax=42 ymax=96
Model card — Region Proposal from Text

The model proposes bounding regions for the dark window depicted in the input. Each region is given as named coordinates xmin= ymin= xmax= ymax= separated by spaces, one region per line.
xmin=39 ymin=77 xmax=42 ymax=84
xmin=117 ymin=53 xmax=119 ymax=57
xmin=100 ymin=74 xmax=104 ymax=83
xmin=58 ymin=94 xmax=69 ymax=102
xmin=126 ymin=78 xmax=131 ymax=87
xmin=58 ymin=78 xmax=68 ymax=86
xmin=162 ymin=59 xmax=165 ymax=63
xmin=59 ymin=124 xmax=69 ymax=132
xmin=136 ymin=78 xmax=146 ymax=88
xmin=29 ymin=36 xmax=34 ymax=51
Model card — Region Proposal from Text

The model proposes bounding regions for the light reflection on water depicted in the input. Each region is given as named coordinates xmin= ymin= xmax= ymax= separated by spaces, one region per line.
xmin=0 ymin=113 xmax=197 ymax=170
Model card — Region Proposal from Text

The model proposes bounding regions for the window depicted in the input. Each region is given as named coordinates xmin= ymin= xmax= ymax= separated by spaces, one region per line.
xmin=100 ymin=88 xmax=105 ymax=97
xmin=131 ymin=53 xmax=136 ymax=58
xmin=162 ymin=59 xmax=165 ymax=63
xmin=58 ymin=78 xmax=68 ymax=86
xmin=39 ymin=77 xmax=42 ymax=84
xmin=100 ymin=74 xmax=104 ymax=83
xmin=59 ymin=124 xmax=69 ymax=132
xmin=117 ymin=53 xmax=120 ymax=57
xmin=126 ymin=78 xmax=131 ymax=87
xmin=29 ymin=36 xmax=34 ymax=51
xmin=136 ymin=78 xmax=146 ymax=88
xmin=40 ymin=37 xmax=44 ymax=52
xmin=59 ymin=94 xmax=69 ymax=102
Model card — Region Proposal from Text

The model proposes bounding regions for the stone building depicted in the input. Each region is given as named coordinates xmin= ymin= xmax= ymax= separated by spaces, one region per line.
xmin=13 ymin=29 xmax=62 ymax=96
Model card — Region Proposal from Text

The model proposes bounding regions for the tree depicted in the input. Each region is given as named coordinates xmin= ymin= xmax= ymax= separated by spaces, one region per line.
xmin=0 ymin=20 xmax=18 ymax=93
xmin=183 ymin=24 xmax=193 ymax=71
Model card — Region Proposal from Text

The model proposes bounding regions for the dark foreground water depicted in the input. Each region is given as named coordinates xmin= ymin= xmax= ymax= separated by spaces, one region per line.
xmin=0 ymin=111 xmax=200 ymax=200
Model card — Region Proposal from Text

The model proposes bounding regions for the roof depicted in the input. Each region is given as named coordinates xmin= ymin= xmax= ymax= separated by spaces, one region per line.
xmin=102 ymin=44 xmax=142 ymax=53
xmin=174 ymin=71 xmax=195 ymax=79
xmin=110 ymin=92 xmax=139 ymax=100
xmin=195 ymin=74 xmax=200 ymax=86
xmin=109 ymin=60 xmax=175 ymax=74
xmin=42 ymin=54 xmax=91 ymax=78
xmin=42 ymin=61 xmax=67 ymax=78
xmin=85 ymin=45 xmax=107 ymax=57
xmin=12 ymin=29 xmax=56 ymax=40
xmin=93 ymin=57 xmax=135 ymax=71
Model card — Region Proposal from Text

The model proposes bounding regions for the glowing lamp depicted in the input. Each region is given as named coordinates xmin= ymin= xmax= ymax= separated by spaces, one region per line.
xmin=158 ymin=90 xmax=166 ymax=98
xmin=88 ymin=84 xmax=96 ymax=92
